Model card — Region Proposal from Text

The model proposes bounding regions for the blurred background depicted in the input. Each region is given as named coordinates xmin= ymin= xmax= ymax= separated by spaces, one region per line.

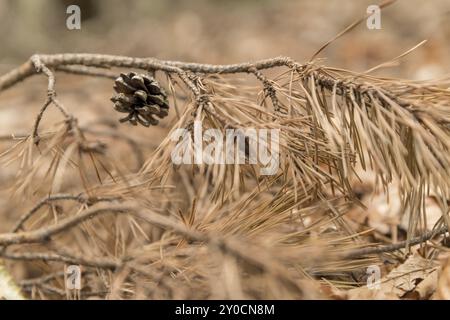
xmin=0 ymin=0 xmax=449 ymax=78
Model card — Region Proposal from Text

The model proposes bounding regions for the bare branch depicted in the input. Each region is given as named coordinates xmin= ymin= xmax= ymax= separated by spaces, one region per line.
xmin=343 ymin=226 xmax=449 ymax=259
xmin=55 ymin=65 xmax=117 ymax=79
xmin=0 ymin=54 xmax=298 ymax=93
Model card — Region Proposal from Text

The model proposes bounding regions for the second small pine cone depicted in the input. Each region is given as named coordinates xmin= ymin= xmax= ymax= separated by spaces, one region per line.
xmin=111 ymin=72 xmax=169 ymax=127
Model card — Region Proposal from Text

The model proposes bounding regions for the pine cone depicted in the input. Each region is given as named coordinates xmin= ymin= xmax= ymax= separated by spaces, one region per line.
xmin=111 ymin=72 xmax=169 ymax=127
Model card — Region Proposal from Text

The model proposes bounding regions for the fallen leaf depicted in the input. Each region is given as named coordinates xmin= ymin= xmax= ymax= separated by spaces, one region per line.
xmin=346 ymin=254 xmax=438 ymax=300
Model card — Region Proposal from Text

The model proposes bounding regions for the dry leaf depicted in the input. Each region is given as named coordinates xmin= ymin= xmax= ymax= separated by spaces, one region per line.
xmin=346 ymin=254 xmax=438 ymax=300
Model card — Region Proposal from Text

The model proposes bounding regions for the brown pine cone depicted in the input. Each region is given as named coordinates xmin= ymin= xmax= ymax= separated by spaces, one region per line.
xmin=111 ymin=72 xmax=169 ymax=127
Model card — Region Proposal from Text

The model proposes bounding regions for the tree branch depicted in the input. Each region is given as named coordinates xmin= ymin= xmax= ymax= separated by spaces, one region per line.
xmin=0 ymin=54 xmax=298 ymax=92
xmin=343 ymin=226 xmax=449 ymax=259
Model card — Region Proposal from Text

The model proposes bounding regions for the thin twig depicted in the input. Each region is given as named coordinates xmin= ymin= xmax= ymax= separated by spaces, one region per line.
xmin=343 ymin=226 xmax=448 ymax=259
xmin=2 ymin=250 xmax=120 ymax=269
xmin=0 ymin=54 xmax=298 ymax=92
xmin=55 ymin=65 xmax=117 ymax=79
xmin=0 ymin=203 xmax=133 ymax=246
xmin=11 ymin=193 xmax=119 ymax=233
xmin=19 ymin=271 xmax=65 ymax=287
xmin=30 ymin=55 xmax=73 ymax=144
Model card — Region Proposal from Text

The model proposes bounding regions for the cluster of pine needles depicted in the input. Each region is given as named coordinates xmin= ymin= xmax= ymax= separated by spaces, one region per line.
xmin=0 ymin=52 xmax=449 ymax=299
